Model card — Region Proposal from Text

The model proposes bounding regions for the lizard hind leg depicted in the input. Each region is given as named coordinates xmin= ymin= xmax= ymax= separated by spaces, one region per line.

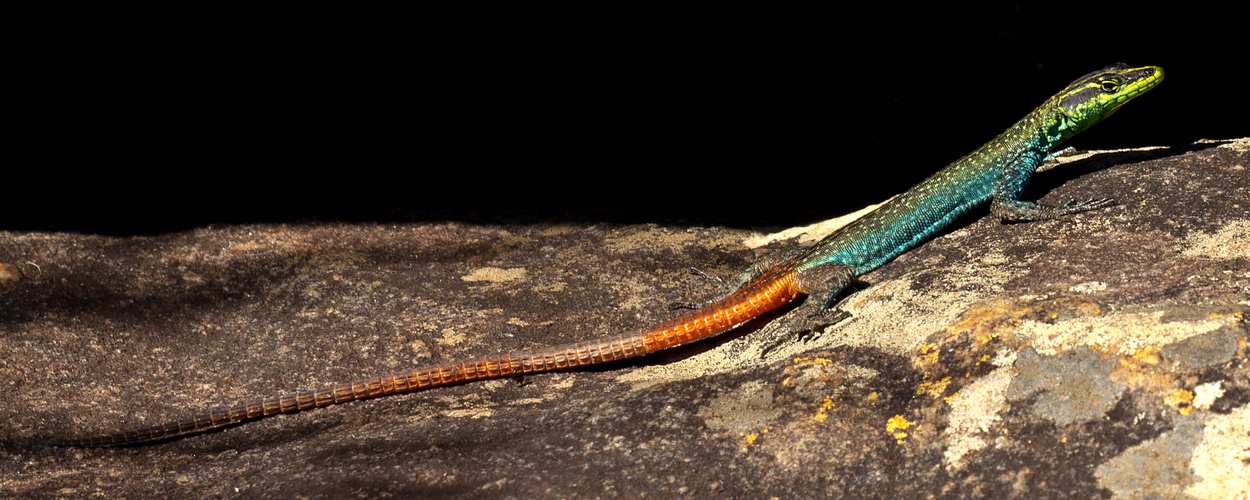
xmin=795 ymin=261 xmax=857 ymax=313
xmin=668 ymin=246 xmax=806 ymax=310
xmin=667 ymin=267 xmax=727 ymax=310
xmin=756 ymin=261 xmax=857 ymax=359
xmin=792 ymin=261 xmax=859 ymax=334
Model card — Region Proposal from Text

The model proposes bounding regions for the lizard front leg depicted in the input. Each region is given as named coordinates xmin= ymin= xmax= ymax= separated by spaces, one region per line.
xmin=991 ymin=197 xmax=1118 ymax=221
xmin=989 ymin=150 xmax=1117 ymax=222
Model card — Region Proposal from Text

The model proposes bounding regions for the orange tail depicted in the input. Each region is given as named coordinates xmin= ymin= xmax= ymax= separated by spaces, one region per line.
xmin=55 ymin=266 xmax=803 ymax=447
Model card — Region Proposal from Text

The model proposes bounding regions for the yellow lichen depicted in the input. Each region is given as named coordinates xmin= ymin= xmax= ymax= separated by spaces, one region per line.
xmin=913 ymin=344 xmax=940 ymax=369
xmin=1165 ymin=389 xmax=1195 ymax=415
xmin=1165 ymin=390 xmax=1194 ymax=406
xmin=792 ymin=356 xmax=832 ymax=366
xmin=1126 ymin=346 xmax=1161 ymax=365
xmin=814 ymin=396 xmax=835 ymax=423
xmin=887 ymin=415 xmax=915 ymax=442
xmin=917 ymin=376 xmax=953 ymax=397
xmin=887 ymin=415 xmax=912 ymax=430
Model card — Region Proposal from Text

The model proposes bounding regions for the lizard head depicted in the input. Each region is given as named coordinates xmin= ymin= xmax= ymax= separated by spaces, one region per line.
xmin=1051 ymin=63 xmax=1164 ymax=141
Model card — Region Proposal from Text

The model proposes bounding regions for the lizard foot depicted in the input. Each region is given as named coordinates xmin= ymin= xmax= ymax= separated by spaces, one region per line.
xmin=758 ymin=307 xmax=852 ymax=359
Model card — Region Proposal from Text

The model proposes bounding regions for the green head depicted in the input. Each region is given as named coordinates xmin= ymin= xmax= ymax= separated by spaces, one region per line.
xmin=1049 ymin=63 xmax=1163 ymax=142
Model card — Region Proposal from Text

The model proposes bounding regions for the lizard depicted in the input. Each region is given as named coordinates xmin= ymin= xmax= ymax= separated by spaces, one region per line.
xmin=54 ymin=62 xmax=1163 ymax=447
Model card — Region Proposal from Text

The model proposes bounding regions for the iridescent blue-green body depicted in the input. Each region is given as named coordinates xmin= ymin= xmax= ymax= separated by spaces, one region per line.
xmin=54 ymin=64 xmax=1161 ymax=448
xmin=787 ymin=63 xmax=1163 ymax=308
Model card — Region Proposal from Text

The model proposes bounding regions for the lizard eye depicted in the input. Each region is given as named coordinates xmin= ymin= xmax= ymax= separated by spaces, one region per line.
xmin=1100 ymin=81 xmax=1119 ymax=92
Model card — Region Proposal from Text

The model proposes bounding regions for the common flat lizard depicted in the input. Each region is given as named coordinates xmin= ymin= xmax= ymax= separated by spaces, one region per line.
xmin=56 ymin=63 xmax=1163 ymax=447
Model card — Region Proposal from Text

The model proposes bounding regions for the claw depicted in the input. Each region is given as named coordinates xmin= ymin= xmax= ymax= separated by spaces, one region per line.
xmin=669 ymin=300 xmax=700 ymax=310
xmin=686 ymin=267 xmax=726 ymax=286
xmin=1054 ymin=196 xmax=1117 ymax=216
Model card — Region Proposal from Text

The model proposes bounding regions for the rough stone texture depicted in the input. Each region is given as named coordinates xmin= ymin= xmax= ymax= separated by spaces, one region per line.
xmin=1 ymin=138 xmax=1246 ymax=498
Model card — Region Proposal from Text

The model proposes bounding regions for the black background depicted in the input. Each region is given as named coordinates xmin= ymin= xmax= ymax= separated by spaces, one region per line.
xmin=5 ymin=4 xmax=1246 ymax=234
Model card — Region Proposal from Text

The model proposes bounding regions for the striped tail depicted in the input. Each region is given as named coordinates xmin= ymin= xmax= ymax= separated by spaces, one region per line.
xmin=54 ymin=265 xmax=804 ymax=447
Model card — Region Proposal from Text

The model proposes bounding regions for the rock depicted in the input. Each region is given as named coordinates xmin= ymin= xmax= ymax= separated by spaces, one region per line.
xmin=1 ymin=139 xmax=1246 ymax=498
